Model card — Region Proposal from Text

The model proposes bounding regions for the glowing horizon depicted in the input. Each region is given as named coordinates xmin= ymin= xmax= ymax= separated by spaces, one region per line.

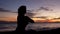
xmin=0 ymin=16 xmax=60 ymax=23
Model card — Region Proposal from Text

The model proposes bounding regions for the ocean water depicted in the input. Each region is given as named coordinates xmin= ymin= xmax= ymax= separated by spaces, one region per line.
xmin=26 ymin=23 xmax=60 ymax=31
xmin=0 ymin=23 xmax=17 ymax=32
xmin=0 ymin=23 xmax=60 ymax=32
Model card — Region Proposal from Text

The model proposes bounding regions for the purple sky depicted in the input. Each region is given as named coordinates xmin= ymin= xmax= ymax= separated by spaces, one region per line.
xmin=0 ymin=0 xmax=60 ymax=21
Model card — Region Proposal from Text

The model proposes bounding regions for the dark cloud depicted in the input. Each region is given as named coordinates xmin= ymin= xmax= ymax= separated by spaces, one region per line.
xmin=32 ymin=16 xmax=47 ymax=18
xmin=26 ymin=12 xmax=35 ymax=18
xmin=38 ymin=7 xmax=53 ymax=11
xmin=26 ymin=10 xmax=36 ymax=17
xmin=0 ymin=8 xmax=10 ymax=12
xmin=54 ymin=17 xmax=60 ymax=19
xmin=27 ymin=10 xmax=34 ymax=13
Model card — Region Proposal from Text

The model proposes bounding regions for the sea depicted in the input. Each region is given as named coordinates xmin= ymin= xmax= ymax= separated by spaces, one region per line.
xmin=0 ymin=22 xmax=60 ymax=32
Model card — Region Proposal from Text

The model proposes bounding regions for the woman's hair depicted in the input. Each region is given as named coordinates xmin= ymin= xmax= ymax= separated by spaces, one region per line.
xmin=18 ymin=5 xmax=26 ymax=15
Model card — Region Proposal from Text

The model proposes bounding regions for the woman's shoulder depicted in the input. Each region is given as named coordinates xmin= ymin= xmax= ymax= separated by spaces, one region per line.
xmin=25 ymin=16 xmax=30 ymax=19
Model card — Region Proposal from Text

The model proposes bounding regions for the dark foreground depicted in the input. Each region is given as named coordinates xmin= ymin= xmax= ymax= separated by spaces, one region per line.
xmin=0 ymin=28 xmax=60 ymax=34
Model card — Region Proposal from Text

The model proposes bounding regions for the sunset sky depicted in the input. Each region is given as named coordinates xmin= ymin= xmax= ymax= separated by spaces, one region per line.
xmin=0 ymin=0 xmax=60 ymax=22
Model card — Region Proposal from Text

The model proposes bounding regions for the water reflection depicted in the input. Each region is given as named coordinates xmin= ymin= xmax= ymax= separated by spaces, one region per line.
xmin=0 ymin=23 xmax=60 ymax=31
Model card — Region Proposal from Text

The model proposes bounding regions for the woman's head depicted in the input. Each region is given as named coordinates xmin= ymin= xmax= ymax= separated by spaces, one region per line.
xmin=18 ymin=5 xmax=26 ymax=15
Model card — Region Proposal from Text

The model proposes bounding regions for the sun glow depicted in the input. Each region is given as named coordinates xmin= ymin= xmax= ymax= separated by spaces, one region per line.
xmin=31 ymin=17 xmax=60 ymax=23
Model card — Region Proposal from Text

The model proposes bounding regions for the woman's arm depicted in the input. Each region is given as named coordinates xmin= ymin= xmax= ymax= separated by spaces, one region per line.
xmin=26 ymin=16 xmax=34 ymax=23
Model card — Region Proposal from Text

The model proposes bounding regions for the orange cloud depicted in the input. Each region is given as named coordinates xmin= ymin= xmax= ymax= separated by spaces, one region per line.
xmin=0 ymin=17 xmax=17 ymax=21
xmin=32 ymin=18 xmax=60 ymax=23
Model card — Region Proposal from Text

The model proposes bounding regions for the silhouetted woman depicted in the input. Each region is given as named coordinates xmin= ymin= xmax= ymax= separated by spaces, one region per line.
xmin=16 ymin=5 xmax=34 ymax=33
